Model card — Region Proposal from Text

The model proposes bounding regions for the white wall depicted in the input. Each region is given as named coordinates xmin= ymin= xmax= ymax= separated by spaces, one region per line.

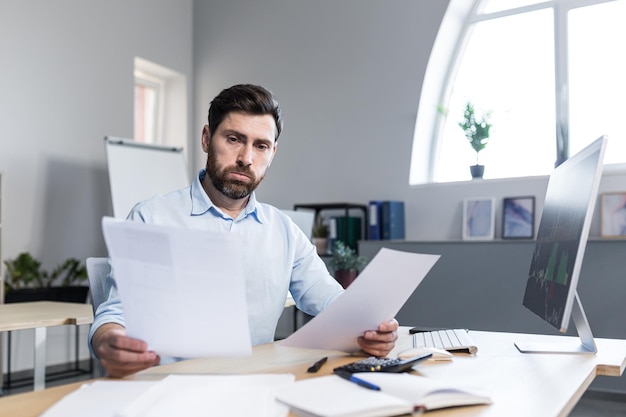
xmin=192 ymin=0 xmax=626 ymax=241
xmin=1 ymin=0 xmax=193 ymax=267
xmin=404 ymin=168 xmax=626 ymax=241
xmin=192 ymin=0 xmax=449 ymax=207
xmin=1 ymin=0 xmax=193 ymax=372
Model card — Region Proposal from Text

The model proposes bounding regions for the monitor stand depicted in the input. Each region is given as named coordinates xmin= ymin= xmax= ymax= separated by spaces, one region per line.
xmin=515 ymin=292 xmax=597 ymax=354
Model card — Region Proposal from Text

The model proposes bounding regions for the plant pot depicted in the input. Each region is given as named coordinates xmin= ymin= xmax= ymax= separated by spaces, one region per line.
xmin=313 ymin=237 xmax=329 ymax=255
xmin=334 ymin=269 xmax=358 ymax=289
xmin=470 ymin=164 xmax=485 ymax=179
xmin=5 ymin=286 xmax=89 ymax=303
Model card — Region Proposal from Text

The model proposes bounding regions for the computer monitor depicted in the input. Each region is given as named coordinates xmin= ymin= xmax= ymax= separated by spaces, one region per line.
xmin=516 ymin=136 xmax=607 ymax=354
xmin=281 ymin=209 xmax=315 ymax=240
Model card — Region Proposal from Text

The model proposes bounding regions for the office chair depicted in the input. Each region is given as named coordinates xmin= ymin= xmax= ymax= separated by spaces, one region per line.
xmin=86 ymin=257 xmax=110 ymax=314
xmin=85 ymin=257 xmax=110 ymax=377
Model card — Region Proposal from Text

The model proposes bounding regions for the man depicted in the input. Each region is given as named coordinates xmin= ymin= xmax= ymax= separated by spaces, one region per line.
xmin=90 ymin=84 xmax=398 ymax=377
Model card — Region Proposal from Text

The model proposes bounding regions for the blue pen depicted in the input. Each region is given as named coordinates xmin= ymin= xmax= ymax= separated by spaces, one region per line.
xmin=337 ymin=372 xmax=381 ymax=391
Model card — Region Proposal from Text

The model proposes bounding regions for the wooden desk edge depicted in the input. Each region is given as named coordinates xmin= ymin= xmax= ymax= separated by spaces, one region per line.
xmin=593 ymin=337 xmax=626 ymax=377
xmin=597 ymin=362 xmax=626 ymax=377
xmin=0 ymin=380 xmax=87 ymax=416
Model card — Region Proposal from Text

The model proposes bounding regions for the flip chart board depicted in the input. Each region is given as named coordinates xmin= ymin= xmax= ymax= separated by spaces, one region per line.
xmin=105 ymin=137 xmax=189 ymax=219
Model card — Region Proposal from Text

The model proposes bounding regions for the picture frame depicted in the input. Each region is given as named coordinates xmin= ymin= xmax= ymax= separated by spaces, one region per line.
xmin=502 ymin=196 xmax=535 ymax=239
xmin=462 ymin=197 xmax=495 ymax=240
xmin=600 ymin=192 xmax=626 ymax=238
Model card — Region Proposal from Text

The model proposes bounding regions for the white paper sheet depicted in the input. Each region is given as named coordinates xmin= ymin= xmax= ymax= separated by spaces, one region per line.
xmin=41 ymin=381 xmax=160 ymax=417
xmin=118 ymin=374 xmax=294 ymax=417
xmin=41 ymin=375 xmax=294 ymax=417
xmin=281 ymin=248 xmax=440 ymax=352
xmin=101 ymin=217 xmax=252 ymax=358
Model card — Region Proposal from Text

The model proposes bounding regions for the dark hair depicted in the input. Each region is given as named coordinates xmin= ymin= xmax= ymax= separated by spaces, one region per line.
xmin=208 ymin=84 xmax=283 ymax=140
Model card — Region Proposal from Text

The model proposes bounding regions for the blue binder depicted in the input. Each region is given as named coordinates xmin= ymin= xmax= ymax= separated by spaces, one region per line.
xmin=381 ymin=201 xmax=405 ymax=240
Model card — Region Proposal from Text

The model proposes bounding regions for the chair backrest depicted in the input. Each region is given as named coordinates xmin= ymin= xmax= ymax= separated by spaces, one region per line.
xmin=86 ymin=257 xmax=110 ymax=314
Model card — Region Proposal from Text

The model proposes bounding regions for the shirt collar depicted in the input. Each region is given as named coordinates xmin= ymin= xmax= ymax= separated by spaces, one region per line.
xmin=191 ymin=169 xmax=263 ymax=223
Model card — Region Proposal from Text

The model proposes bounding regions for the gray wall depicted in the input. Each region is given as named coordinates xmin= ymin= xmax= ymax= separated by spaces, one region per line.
xmin=1 ymin=0 xmax=193 ymax=266
xmin=192 ymin=0 xmax=626 ymax=241
xmin=192 ymin=0 xmax=449 ymax=208
xmin=1 ymin=0 xmax=193 ymax=372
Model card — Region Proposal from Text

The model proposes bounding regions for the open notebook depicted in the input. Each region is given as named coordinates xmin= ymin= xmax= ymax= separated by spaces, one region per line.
xmin=275 ymin=373 xmax=491 ymax=417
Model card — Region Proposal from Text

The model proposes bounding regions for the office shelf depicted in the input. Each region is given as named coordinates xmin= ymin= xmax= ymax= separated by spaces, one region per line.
xmin=293 ymin=203 xmax=368 ymax=251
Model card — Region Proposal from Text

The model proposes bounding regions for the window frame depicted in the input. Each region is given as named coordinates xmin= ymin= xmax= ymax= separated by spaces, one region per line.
xmin=410 ymin=0 xmax=621 ymax=185
xmin=132 ymin=57 xmax=189 ymax=174
xmin=134 ymin=69 xmax=165 ymax=144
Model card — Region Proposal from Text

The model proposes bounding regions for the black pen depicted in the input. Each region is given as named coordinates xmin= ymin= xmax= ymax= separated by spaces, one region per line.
xmin=307 ymin=356 xmax=328 ymax=373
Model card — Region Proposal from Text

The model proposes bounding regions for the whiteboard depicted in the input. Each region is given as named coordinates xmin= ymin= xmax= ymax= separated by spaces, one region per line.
xmin=105 ymin=137 xmax=190 ymax=219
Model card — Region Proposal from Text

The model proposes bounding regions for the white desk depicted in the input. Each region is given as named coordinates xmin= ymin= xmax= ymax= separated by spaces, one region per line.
xmin=1 ymin=328 xmax=625 ymax=416
xmin=0 ymin=301 xmax=93 ymax=391
xmin=144 ymin=329 xmax=626 ymax=417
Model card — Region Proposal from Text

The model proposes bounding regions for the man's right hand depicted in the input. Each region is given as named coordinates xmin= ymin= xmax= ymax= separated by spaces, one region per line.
xmin=92 ymin=323 xmax=160 ymax=378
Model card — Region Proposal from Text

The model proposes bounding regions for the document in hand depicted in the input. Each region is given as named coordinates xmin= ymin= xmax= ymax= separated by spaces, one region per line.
xmin=281 ymin=248 xmax=440 ymax=352
xmin=101 ymin=217 xmax=252 ymax=358
xmin=275 ymin=373 xmax=492 ymax=417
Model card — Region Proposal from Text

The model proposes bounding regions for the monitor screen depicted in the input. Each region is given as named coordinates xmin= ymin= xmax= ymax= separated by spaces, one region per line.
xmin=281 ymin=209 xmax=315 ymax=240
xmin=522 ymin=136 xmax=607 ymax=333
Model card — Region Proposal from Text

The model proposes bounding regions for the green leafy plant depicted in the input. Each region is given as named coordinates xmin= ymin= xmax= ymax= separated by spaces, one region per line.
xmin=3 ymin=252 xmax=87 ymax=293
xmin=54 ymin=258 xmax=88 ymax=287
xmin=312 ymin=214 xmax=329 ymax=239
xmin=328 ymin=241 xmax=367 ymax=273
xmin=3 ymin=252 xmax=46 ymax=290
xmin=458 ymin=101 xmax=492 ymax=164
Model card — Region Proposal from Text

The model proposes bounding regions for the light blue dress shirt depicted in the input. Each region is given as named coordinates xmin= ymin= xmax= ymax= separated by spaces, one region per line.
xmin=89 ymin=169 xmax=344 ymax=363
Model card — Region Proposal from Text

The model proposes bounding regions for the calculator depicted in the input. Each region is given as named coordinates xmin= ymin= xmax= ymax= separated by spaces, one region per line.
xmin=333 ymin=352 xmax=432 ymax=375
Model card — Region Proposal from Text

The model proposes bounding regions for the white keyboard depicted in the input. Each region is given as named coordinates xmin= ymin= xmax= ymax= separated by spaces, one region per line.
xmin=412 ymin=328 xmax=478 ymax=354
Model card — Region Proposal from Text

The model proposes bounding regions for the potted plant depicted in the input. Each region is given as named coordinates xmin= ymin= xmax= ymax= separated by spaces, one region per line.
xmin=328 ymin=240 xmax=367 ymax=288
xmin=3 ymin=252 xmax=89 ymax=303
xmin=458 ymin=101 xmax=492 ymax=179
xmin=312 ymin=214 xmax=330 ymax=255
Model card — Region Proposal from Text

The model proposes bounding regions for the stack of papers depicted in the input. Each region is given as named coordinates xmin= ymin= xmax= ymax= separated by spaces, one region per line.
xmin=42 ymin=375 xmax=295 ymax=417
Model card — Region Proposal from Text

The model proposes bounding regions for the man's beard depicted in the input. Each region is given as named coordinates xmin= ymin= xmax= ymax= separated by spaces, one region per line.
xmin=206 ymin=150 xmax=263 ymax=200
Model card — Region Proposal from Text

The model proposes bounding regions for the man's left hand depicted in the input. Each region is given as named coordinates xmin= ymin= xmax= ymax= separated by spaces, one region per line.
xmin=357 ymin=318 xmax=399 ymax=357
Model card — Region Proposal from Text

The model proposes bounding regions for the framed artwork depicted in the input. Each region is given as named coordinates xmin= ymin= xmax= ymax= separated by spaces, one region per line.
xmin=502 ymin=196 xmax=535 ymax=239
xmin=462 ymin=198 xmax=495 ymax=240
xmin=601 ymin=192 xmax=626 ymax=238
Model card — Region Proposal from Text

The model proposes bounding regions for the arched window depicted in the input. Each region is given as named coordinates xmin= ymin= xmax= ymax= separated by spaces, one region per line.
xmin=410 ymin=0 xmax=626 ymax=184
